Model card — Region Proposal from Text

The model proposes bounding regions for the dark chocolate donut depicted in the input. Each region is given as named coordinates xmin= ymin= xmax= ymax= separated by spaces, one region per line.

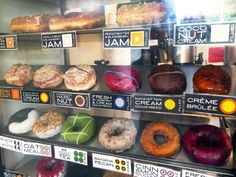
xmin=183 ymin=125 xmax=232 ymax=166
xmin=147 ymin=64 xmax=186 ymax=94
xmin=193 ymin=65 xmax=231 ymax=95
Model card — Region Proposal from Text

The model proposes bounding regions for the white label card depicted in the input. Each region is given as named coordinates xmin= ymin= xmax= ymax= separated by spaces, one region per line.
xmin=92 ymin=153 xmax=132 ymax=175
xmin=54 ymin=146 xmax=87 ymax=165
xmin=134 ymin=162 xmax=181 ymax=177
xmin=23 ymin=142 xmax=52 ymax=157
xmin=182 ymin=170 xmax=215 ymax=177
xmin=0 ymin=136 xmax=23 ymax=152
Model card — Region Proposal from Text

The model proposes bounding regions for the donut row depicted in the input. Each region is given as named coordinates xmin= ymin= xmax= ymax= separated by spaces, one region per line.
xmin=4 ymin=64 xmax=232 ymax=95
xmin=8 ymin=109 xmax=232 ymax=166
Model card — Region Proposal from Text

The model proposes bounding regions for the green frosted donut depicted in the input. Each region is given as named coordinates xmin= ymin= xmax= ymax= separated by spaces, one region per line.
xmin=61 ymin=113 xmax=96 ymax=144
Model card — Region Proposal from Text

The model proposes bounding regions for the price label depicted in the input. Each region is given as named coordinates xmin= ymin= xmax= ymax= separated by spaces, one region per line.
xmin=3 ymin=169 xmax=26 ymax=177
xmin=90 ymin=93 xmax=131 ymax=111
xmin=54 ymin=146 xmax=87 ymax=165
xmin=0 ymin=136 xmax=23 ymax=152
xmin=21 ymin=90 xmax=52 ymax=105
xmin=134 ymin=162 xmax=181 ymax=177
xmin=92 ymin=153 xmax=132 ymax=175
xmin=41 ymin=31 xmax=76 ymax=49
xmin=23 ymin=142 xmax=52 ymax=157
xmin=103 ymin=28 xmax=150 ymax=49
xmin=182 ymin=170 xmax=215 ymax=177
xmin=133 ymin=94 xmax=183 ymax=113
xmin=174 ymin=22 xmax=235 ymax=46
xmin=0 ymin=88 xmax=21 ymax=100
xmin=0 ymin=35 xmax=17 ymax=49
xmin=184 ymin=93 xmax=236 ymax=117
xmin=54 ymin=91 xmax=89 ymax=109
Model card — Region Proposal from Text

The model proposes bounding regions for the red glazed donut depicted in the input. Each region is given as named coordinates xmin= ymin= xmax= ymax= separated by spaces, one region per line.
xmin=183 ymin=125 xmax=232 ymax=166
xmin=104 ymin=66 xmax=141 ymax=93
xmin=36 ymin=157 xmax=67 ymax=177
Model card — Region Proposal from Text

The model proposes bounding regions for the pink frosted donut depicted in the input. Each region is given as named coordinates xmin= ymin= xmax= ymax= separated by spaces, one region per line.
xmin=104 ymin=66 xmax=141 ymax=93
xmin=36 ymin=157 xmax=67 ymax=177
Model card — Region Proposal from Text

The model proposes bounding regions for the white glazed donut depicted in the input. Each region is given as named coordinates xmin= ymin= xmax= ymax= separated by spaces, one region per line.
xmin=8 ymin=110 xmax=40 ymax=134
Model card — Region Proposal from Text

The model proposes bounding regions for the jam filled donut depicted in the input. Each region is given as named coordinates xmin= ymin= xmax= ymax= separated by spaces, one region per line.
xmin=140 ymin=122 xmax=180 ymax=157
xmin=98 ymin=118 xmax=137 ymax=152
xmin=36 ymin=157 xmax=67 ymax=177
xmin=193 ymin=65 xmax=231 ymax=95
xmin=61 ymin=113 xmax=96 ymax=144
xmin=183 ymin=125 xmax=232 ymax=166
xmin=104 ymin=66 xmax=141 ymax=93
xmin=32 ymin=111 xmax=64 ymax=139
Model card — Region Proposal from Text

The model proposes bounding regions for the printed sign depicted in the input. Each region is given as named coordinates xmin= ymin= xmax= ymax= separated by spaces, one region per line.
xmin=41 ymin=31 xmax=76 ymax=49
xmin=134 ymin=162 xmax=181 ymax=177
xmin=0 ymin=35 xmax=17 ymax=49
xmin=0 ymin=88 xmax=21 ymax=100
xmin=182 ymin=170 xmax=215 ymax=177
xmin=90 ymin=93 xmax=131 ymax=111
xmin=174 ymin=22 xmax=235 ymax=46
xmin=23 ymin=142 xmax=52 ymax=157
xmin=184 ymin=93 xmax=236 ymax=116
xmin=21 ymin=90 xmax=52 ymax=105
xmin=54 ymin=146 xmax=87 ymax=165
xmin=0 ymin=136 xmax=23 ymax=152
xmin=92 ymin=153 xmax=132 ymax=174
xmin=133 ymin=94 xmax=183 ymax=113
xmin=103 ymin=28 xmax=150 ymax=48
xmin=3 ymin=170 xmax=26 ymax=177
xmin=54 ymin=91 xmax=89 ymax=109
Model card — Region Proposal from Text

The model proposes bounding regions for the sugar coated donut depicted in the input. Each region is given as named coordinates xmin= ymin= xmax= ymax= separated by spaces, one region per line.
xmin=32 ymin=111 xmax=64 ymax=139
xmin=36 ymin=157 xmax=67 ymax=177
xmin=98 ymin=118 xmax=137 ymax=152
xmin=140 ymin=122 xmax=180 ymax=157
xmin=9 ymin=109 xmax=39 ymax=134
xmin=61 ymin=113 xmax=96 ymax=144
xmin=183 ymin=125 xmax=232 ymax=166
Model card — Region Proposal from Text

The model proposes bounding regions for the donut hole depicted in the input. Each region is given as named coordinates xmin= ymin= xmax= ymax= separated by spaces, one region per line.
xmin=197 ymin=137 xmax=220 ymax=148
xmin=72 ymin=125 xmax=81 ymax=132
xmin=154 ymin=132 xmax=168 ymax=145
xmin=45 ymin=160 xmax=56 ymax=171
xmin=112 ymin=128 xmax=124 ymax=136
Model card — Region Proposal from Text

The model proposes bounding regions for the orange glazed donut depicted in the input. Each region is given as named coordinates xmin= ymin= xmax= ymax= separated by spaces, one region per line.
xmin=140 ymin=122 xmax=180 ymax=157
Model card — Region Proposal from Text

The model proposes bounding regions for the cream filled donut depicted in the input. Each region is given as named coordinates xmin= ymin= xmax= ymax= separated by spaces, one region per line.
xmin=8 ymin=109 xmax=40 ymax=134
xmin=36 ymin=157 xmax=67 ymax=177
xmin=98 ymin=118 xmax=137 ymax=152
xmin=32 ymin=111 xmax=64 ymax=139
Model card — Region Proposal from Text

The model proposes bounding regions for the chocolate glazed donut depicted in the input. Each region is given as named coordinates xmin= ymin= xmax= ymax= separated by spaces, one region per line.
xmin=148 ymin=64 xmax=187 ymax=94
xmin=183 ymin=125 xmax=232 ymax=166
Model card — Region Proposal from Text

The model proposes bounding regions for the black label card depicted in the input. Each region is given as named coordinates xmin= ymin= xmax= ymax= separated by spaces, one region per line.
xmin=3 ymin=169 xmax=26 ymax=177
xmin=133 ymin=94 xmax=183 ymax=113
xmin=0 ymin=35 xmax=17 ymax=49
xmin=21 ymin=90 xmax=52 ymax=105
xmin=174 ymin=22 xmax=235 ymax=45
xmin=184 ymin=93 xmax=236 ymax=116
xmin=41 ymin=31 xmax=76 ymax=49
xmin=103 ymin=28 xmax=150 ymax=48
xmin=90 ymin=93 xmax=130 ymax=111
xmin=54 ymin=91 xmax=89 ymax=109
xmin=0 ymin=88 xmax=21 ymax=100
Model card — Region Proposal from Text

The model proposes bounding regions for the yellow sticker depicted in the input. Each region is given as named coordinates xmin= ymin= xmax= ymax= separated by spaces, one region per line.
xmin=164 ymin=99 xmax=176 ymax=110
xmin=40 ymin=92 xmax=49 ymax=104
xmin=220 ymin=99 xmax=236 ymax=114
xmin=130 ymin=31 xmax=144 ymax=46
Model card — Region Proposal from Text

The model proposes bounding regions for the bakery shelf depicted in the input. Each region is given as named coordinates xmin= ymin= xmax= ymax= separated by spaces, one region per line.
xmin=2 ymin=112 xmax=234 ymax=176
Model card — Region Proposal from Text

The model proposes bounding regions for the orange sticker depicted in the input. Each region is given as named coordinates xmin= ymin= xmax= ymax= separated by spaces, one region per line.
xmin=220 ymin=99 xmax=236 ymax=115
xmin=11 ymin=89 xmax=20 ymax=100
xmin=130 ymin=31 xmax=144 ymax=46
xmin=6 ymin=37 xmax=14 ymax=48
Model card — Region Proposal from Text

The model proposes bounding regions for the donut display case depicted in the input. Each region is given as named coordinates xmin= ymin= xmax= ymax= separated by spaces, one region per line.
xmin=0 ymin=0 xmax=236 ymax=177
